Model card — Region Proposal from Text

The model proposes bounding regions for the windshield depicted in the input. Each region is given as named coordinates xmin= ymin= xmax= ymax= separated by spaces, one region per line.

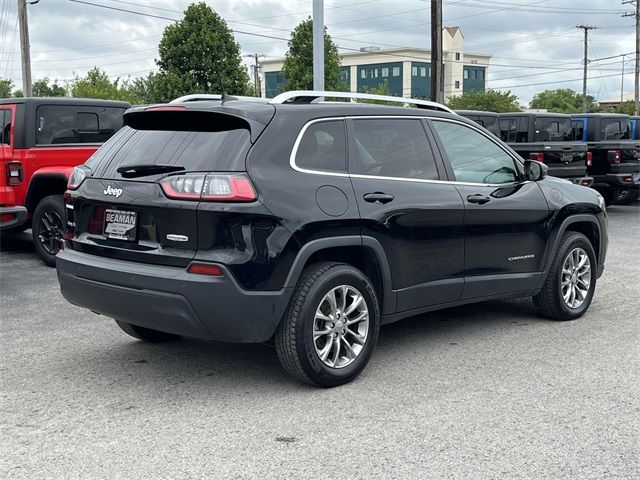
xmin=534 ymin=117 xmax=573 ymax=142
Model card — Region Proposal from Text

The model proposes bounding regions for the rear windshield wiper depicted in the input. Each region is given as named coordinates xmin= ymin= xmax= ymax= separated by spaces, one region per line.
xmin=117 ymin=164 xmax=185 ymax=178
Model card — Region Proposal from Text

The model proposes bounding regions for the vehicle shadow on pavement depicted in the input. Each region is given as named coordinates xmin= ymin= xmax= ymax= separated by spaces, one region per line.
xmin=0 ymin=231 xmax=35 ymax=253
xmin=60 ymin=297 xmax=543 ymax=392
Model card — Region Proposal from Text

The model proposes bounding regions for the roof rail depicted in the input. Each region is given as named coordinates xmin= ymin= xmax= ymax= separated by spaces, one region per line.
xmin=269 ymin=90 xmax=455 ymax=114
xmin=169 ymin=94 xmax=268 ymax=104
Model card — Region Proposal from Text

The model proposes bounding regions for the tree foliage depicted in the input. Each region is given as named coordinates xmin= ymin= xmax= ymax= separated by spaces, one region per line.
xmin=280 ymin=17 xmax=343 ymax=92
xmin=32 ymin=78 xmax=67 ymax=97
xmin=446 ymin=89 xmax=521 ymax=112
xmin=529 ymin=88 xmax=598 ymax=113
xmin=69 ymin=67 xmax=147 ymax=103
xmin=151 ymin=2 xmax=250 ymax=102
xmin=605 ymin=101 xmax=637 ymax=116
xmin=0 ymin=78 xmax=14 ymax=98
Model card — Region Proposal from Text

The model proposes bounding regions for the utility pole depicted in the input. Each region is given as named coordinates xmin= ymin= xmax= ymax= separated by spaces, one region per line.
xmin=623 ymin=0 xmax=639 ymax=116
xmin=312 ymin=0 xmax=324 ymax=92
xmin=430 ymin=0 xmax=443 ymax=103
xmin=244 ymin=53 xmax=264 ymax=97
xmin=621 ymin=54 xmax=625 ymax=107
xmin=17 ymin=0 xmax=33 ymax=97
xmin=576 ymin=24 xmax=597 ymax=113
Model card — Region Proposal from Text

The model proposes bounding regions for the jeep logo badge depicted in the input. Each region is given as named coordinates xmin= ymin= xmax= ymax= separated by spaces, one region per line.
xmin=103 ymin=186 xmax=123 ymax=198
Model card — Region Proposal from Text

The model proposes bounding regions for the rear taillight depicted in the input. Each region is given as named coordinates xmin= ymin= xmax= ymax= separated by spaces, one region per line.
xmin=160 ymin=173 xmax=257 ymax=202
xmin=6 ymin=162 xmax=22 ymax=185
xmin=586 ymin=152 xmax=593 ymax=167
xmin=187 ymin=263 xmax=224 ymax=276
xmin=529 ymin=152 xmax=544 ymax=162
xmin=67 ymin=165 xmax=92 ymax=190
xmin=607 ymin=150 xmax=621 ymax=164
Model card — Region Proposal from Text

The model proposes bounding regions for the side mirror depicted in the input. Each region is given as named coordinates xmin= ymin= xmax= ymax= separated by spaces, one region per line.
xmin=524 ymin=159 xmax=548 ymax=182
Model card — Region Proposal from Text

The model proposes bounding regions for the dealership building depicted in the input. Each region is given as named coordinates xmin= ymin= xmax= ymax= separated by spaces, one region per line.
xmin=261 ymin=27 xmax=491 ymax=101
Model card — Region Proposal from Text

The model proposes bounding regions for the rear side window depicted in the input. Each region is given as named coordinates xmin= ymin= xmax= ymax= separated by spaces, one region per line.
xmin=92 ymin=126 xmax=252 ymax=178
xmin=295 ymin=120 xmax=347 ymax=173
xmin=572 ymin=120 xmax=585 ymax=141
xmin=351 ymin=118 xmax=438 ymax=180
xmin=499 ymin=118 xmax=518 ymax=143
xmin=534 ymin=117 xmax=573 ymax=141
xmin=0 ymin=109 xmax=11 ymax=145
xmin=432 ymin=120 xmax=520 ymax=185
xmin=35 ymin=105 xmax=125 ymax=145
xmin=602 ymin=119 xmax=631 ymax=140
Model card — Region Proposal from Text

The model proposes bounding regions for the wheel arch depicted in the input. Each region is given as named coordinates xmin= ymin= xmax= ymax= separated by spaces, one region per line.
xmin=25 ymin=171 xmax=70 ymax=213
xmin=539 ymin=214 xmax=603 ymax=287
xmin=283 ymin=236 xmax=395 ymax=315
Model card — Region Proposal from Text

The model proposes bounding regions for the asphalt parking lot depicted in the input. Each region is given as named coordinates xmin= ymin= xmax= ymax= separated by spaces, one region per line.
xmin=1 ymin=204 xmax=639 ymax=480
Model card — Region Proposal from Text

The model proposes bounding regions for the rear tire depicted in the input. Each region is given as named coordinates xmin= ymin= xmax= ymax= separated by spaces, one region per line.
xmin=32 ymin=195 xmax=65 ymax=267
xmin=534 ymin=232 xmax=597 ymax=321
xmin=612 ymin=188 xmax=639 ymax=206
xmin=115 ymin=320 xmax=181 ymax=342
xmin=274 ymin=262 xmax=380 ymax=387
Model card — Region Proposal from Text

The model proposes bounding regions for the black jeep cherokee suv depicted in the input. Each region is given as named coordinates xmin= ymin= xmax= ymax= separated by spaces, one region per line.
xmin=56 ymin=92 xmax=608 ymax=387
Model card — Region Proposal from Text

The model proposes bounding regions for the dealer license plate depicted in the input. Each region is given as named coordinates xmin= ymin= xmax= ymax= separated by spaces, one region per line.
xmin=104 ymin=209 xmax=137 ymax=241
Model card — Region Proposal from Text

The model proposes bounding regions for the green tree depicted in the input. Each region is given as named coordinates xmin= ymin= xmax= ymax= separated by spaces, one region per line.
xmin=529 ymin=88 xmax=598 ymax=113
xmin=360 ymin=80 xmax=397 ymax=105
xmin=70 ymin=67 xmax=120 ymax=99
xmin=32 ymin=78 xmax=67 ymax=97
xmin=604 ymin=101 xmax=636 ymax=116
xmin=446 ymin=89 xmax=521 ymax=112
xmin=151 ymin=2 xmax=250 ymax=102
xmin=280 ymin=17 xmax=343 ymax=92
xmin=0 ymin=79 xmax=14 ymax=98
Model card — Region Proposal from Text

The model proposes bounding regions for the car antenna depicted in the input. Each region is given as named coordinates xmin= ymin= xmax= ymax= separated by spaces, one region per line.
xmin=214 ymin=56 xmax=236 ymax=104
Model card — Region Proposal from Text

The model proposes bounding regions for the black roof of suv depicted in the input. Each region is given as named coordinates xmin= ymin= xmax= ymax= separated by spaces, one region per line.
xmin=56 ymin=91 xmax=608 ymax=387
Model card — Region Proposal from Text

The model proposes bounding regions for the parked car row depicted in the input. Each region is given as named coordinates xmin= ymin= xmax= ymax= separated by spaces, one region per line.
xmin=456 ymin=110 xmax=640 ymax=206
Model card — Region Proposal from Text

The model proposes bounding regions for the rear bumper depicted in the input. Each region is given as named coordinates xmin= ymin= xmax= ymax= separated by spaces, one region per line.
xmin=56 ymin=248 xmax=292 ymax=343
xmin=592 ymin=173 xmax=640 ymax=188
xmin=0 ymin=206 xmax=28 ymax=231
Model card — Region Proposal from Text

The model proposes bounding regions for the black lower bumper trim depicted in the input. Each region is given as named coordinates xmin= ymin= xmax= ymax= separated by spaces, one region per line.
xmin=0 ymin=206 xmax=28 ymax=231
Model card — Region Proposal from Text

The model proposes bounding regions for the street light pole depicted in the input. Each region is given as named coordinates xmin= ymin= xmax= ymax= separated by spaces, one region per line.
xmin=17 ymin=0 xmax=33 ymax=97
xmin=312 ymin=0 xmax=324 ymax=92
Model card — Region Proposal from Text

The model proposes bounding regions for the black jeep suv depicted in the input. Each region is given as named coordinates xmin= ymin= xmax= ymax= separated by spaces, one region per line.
xmin=56 ymin=91 xmax=608 ymax=387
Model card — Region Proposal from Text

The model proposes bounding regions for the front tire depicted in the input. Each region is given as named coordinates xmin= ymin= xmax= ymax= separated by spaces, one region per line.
xmin=115 ymin=320 xmax=181 ymax=343
xmin=534 ymin=232 xmax=597 ymax=320
xmin=32 ymin=194 xmax=65 ymax=267
xmin=275 ymin=262 xmax=380 ymax=387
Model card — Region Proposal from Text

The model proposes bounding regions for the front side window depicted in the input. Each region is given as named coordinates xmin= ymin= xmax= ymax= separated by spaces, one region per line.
xmin=295 ymin=120 xmax=347 ymax=173
xmin=351 ymin=118 xmax=438 ymax=180
xmin=36 ymin=105 xmax=125 ymax=145
xmin=432 ymin=120 xmax=520 ymax=185
xmin=0 ymin=109 xmax=11 ymax=145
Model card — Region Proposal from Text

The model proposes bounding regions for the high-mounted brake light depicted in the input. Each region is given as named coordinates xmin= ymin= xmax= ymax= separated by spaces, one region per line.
xmin=67 ymin=165 xmax=92 ymax=190
xmin=144 ymin=105 xmax=186 ymax=111
xmin=187 ymin=263 xmax=224 ymax=276
xmin=607 ymin=150 xmax=621 ymax=164
xmin=529 ymin=152 xmax=544 ymax=162
xmin=160 ymin=173 xmax=257 ymax=202
xmin=6 ymin=162 xmax=22 ymax=185
xmin=586 ymin=151 xmax=593 ymax=167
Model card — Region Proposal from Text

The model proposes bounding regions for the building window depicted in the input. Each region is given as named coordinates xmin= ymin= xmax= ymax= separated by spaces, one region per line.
xmin=411 ymin=66 xmax=418 ymax=76
xmin=455 ymin=80 xmax=460 ymax=89
xmin=463 ymin=69 xmax=469 ymax=80
xmin=478 ymin=69 xmax=485 ymax=80
xmin=392 ymin=66 xmax=400 ymax=77
xmin=381 ymin=67 xmax=389 ymax=77
xmin=361 ymin=69 xmax=367 ymax=79
xmin=373 ymin=68 xmax=379 ymax=78
xmin=420 ymin=66 xmax=427 ymax=77
xmin=455 ymin=52 xmax=461 ymax=61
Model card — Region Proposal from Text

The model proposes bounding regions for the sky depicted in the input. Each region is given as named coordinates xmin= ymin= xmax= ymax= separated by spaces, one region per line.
xmin=0 ymin=0 xmax=637 ymax=104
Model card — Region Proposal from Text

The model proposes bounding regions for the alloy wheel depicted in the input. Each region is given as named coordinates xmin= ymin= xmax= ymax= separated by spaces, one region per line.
xmin=38 ymin=209 xmax=64 ymax=255
xmin=561 ymin=247 xmax=591 ymax=309
xmin=313 ymin=285 xmax=370 ymax=369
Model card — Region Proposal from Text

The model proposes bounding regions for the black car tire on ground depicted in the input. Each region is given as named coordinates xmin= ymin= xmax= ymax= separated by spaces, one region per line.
xmin=32 ymin=194 xmax=65 ymax=267
xmin=274 ymin=262 xmax=380 ymax=387
xmin=534 ymin=231 xmax=597 ymax=321
xmin=115 ymin=320 xmax=181 ymax=342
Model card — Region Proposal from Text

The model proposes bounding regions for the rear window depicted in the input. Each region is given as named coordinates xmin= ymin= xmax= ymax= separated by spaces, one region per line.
xmin=534 ymin=117 xmax=573 ymax=141
xmin=36 ymin=105 xmax=126 ymax=145
xmin=90 ymin=126 xmax=251 ymax=178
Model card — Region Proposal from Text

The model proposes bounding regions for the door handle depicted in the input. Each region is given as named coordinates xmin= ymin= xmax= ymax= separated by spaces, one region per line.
xmin=467 ymin=194 xmax=491 ymax=205
xmin=363 ymin=192 xmax=395 ymax=204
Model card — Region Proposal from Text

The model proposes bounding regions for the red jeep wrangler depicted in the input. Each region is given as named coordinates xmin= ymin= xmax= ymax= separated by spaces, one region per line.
xmin=0 ymin=97 xmax=129 ymax=265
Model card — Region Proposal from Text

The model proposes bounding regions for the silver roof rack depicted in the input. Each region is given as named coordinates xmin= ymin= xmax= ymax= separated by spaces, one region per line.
xmin=169 ymin=94 xmax=267 ymax=104
xmin=269 ymin=90 xmax=455 ymax=114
